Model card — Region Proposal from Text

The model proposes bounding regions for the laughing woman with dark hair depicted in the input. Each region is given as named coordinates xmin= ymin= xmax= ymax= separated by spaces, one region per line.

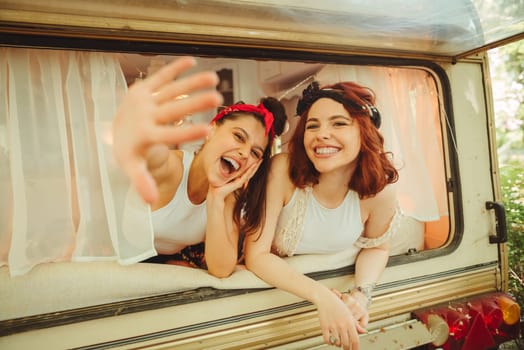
xmin=112 ymin=57 xmax=287 ymax=278
xmin=245 ymin=81 xmax=400 ymax=350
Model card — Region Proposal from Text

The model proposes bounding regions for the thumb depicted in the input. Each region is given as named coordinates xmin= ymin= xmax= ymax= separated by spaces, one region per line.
xmin=357 ymin=323 xmax=368 ymax=334
xmin=357 ymin=314 xmax=369 ymax=333
xmin=129 ymin=161 xmax=159 ymax=205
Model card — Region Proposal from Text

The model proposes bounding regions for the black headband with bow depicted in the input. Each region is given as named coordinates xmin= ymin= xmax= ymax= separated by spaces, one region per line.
xmin=296 ymin=81 xmax=381 ymax=128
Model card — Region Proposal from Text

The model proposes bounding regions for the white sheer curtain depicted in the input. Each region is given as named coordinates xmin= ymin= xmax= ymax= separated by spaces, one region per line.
xmin=0 ymin=48 xmax=155 ymax=277
xmin=365 ymin=67 xmax=448 ymax=221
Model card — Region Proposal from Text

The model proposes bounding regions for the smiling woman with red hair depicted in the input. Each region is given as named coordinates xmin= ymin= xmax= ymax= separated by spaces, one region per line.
xmin=245 ymin=80 xmax=400 ymax=350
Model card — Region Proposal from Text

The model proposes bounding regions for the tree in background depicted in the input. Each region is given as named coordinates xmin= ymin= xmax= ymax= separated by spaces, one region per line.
xmin=489 ymin=39 xmax=524 ymax=316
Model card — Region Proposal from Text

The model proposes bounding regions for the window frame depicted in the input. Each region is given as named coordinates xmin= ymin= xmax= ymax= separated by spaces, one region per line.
xmin=0 ymin=33 xmax=461 ymax=337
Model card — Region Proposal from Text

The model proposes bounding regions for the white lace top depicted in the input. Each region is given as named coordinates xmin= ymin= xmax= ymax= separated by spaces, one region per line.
xmin=272 ymin=187 xmax=402 ymax=257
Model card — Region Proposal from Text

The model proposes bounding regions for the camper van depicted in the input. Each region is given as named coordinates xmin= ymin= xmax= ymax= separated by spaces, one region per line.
xmin=1 ymin=1 xmax=523 ymax=349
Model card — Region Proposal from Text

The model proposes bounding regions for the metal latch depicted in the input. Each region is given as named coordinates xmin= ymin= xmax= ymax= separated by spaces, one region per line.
xmin=485 ymin=201 xmax=507 ymax=244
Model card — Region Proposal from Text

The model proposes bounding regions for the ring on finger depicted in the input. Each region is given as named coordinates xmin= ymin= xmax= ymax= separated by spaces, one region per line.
xmin=329 ymin=335 xmax=338 ymax=345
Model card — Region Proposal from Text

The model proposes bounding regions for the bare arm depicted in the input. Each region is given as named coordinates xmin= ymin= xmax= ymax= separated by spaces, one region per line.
xmin=204 ymin=193 xmax=237 ymax=277
xmin=342 ymin=184 xmax=397 ymax=326
xmin=356 ymin=184 xmax=397 ymax=286
xmin=205 ymin=160 xmax=262 ymax=278
xmin=245 ymin=154 xmax=362 ymax=350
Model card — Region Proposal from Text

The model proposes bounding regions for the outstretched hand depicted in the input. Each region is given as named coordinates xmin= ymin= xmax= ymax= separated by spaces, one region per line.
xmin=112 ymin=57 xmax=223 ymax=204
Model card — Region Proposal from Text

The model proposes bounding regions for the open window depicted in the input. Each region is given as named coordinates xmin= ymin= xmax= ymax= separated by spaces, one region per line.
xmin=0 ymin=48 xmax=455 ymax=332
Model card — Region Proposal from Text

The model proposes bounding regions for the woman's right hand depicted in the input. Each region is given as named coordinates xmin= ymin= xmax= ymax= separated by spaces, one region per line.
xmin=112 ymin=56 xmax=223 ymax=204
xmin=331 ymin=288 xmax=370 ymax=331
xmin=207 ymin=159 xmax=262 ymax=202
xmin=316 ymin=290 xmax=362 ymax=350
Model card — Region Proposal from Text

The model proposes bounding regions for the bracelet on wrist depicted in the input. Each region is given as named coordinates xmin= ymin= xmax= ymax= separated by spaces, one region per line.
xmin=348 ymin=283 xmax=376 ymax=308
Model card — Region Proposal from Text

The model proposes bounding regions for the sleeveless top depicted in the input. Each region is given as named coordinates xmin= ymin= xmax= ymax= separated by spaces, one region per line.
xmin=151 ymin=151 xmax=207 ymax=254
xmin=272 ymin=187 xmax=402 ymax=257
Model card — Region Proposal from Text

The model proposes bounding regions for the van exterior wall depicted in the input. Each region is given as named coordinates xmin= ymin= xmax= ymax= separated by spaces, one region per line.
xmin=0 ymin=54 xmax=504 ymax=345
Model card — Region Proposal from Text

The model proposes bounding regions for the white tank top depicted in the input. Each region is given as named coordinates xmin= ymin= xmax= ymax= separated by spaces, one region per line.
xmin=273 ymin=187 xmax=364 ymax=255
xmin=151 ymin=151 xmax=207 ymax=254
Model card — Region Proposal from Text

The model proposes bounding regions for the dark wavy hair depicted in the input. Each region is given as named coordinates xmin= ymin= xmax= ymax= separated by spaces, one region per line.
xmin=214 ymin=97 xmax=287 ymax=237
xmin=289 ymin=81 xmax=398 ymax=198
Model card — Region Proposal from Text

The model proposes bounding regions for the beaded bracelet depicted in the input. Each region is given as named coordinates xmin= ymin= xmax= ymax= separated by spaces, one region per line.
xmin=348 ymin=283 xmax=376 ymax=308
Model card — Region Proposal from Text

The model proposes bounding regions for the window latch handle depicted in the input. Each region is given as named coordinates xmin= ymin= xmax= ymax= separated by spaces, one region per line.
xmin=485 ymin=201 xmax=507 ymax=244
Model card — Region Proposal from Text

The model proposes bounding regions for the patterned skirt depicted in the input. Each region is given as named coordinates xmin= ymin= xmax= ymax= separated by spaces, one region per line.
xmin=142 ymin=242 xmax=207 ymax=269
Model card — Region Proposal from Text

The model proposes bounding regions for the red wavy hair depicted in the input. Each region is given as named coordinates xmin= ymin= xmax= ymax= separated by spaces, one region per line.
xmin=288 ymin=81 xmax=398 ymax=198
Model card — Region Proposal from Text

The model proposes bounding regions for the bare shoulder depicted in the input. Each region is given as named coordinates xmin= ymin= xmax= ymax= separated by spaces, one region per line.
xmin=268 ymin=153 xmax=291 ymax=184
xmin=269 ymin=152 xmax=290 ymax=173
xmin=361 ymin=184 xmax=398 ymax=238
xmin=268 ymin=153 xmax=294 ymax=203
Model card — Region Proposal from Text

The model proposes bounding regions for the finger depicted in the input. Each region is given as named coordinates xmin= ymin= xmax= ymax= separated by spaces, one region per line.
xmin=154 ymin=123 xmax=211 ymax=145
xmin=226 ymin=170 xmax=253 ymax=192
xmin=322 ymin=328 xmax=332 ymax=346
xmin=362 ymin=312 xmax=369 ymax=328
xmin=244 ymin=160 xmax=262 ymax=180
xmin=144 ymin=56 xmax=196 ymax=91
xmin=331 ymin=288 xmax=343 ymax=298
xmin=234 ymin=160 xmax=261 ymax=190
xmin=225 ymin=158 xmax=259 ymax=184
xmin=340 ymin=293 xmax=351 ymax=303
xmin=357 ymin=322 xmax=368 ymax=334
xmin=349 ymin=324 xmax=360 ymax=350
xmin=339 ymin=329 xmax=350 ymax=350
xmin=341 ymin=294 xmax=358 ymax=311
xmin=358 ymin=313 xmax=369 ymax=331
xmin=350 ymin=298 xmax=367 ymax=320
xmin=153 ymin=71 xmax=220 ymax=105
xmin=332 ymin=331 xmax=342 ymax=348
xmin=326 ymin=330 xmax=339 ymax=348
xmin=155 ymin=90 xmax=223 ymax=124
